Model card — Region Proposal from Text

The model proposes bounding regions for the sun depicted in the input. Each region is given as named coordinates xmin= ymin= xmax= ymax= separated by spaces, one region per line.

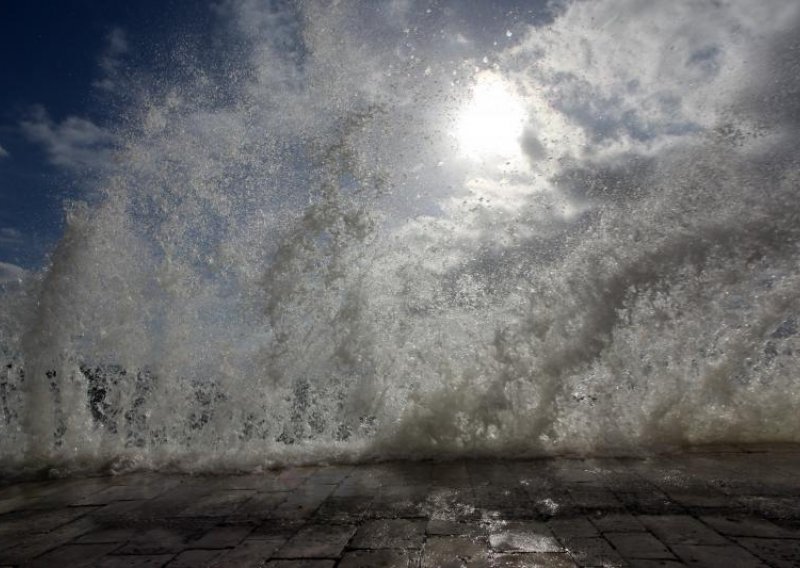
xmin=454 ymin=72 xmax=527 ymax=160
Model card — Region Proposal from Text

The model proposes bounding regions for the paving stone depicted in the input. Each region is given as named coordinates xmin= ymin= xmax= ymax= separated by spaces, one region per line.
xmin=337 ymin=470 xmax=383 ymax=493
xmin=589 ymin=514 xmax=646 ymax=533
xmin=208 ymin=537 xmax=286 ymax=567
xmin=0 ymin=516 xmax=98 ymax=562
xmin=700 ymin=515 xmax=798 ymax=538
xmin=175 ymin=489 xmax=256 ymax=517
xmin=0 ymin=480 xmax=52 ymax=502
xmin=75 ymin=527 xmax=137 ymax=543
xmin=713 ymin=476 xmax=797 ymax=498
xmin=250 ymin=519 xmax=304 ymax=539
xmin=190 ymin=525 xmax=254 ymax=548
xmin=604 ymin=533 xmax=675 ymax=560
xmin=90 ymin=499 xmax=151 ymax=522
xmin=266 ymin=561 xmax=335 ymax=568
xmin=468 ymin=463 xmax=515 ymax=487
xmin=562 ymin=537 xmax=626 ymax=567
xmin=381 ymin=463 xmax=433 ymax=486
xmin=378 ymin=485 xmax=432 ymax=501
xmin=426 ymin=519 xmax=486 ymax=536
xmin=637 ymin=514 xmax=728 ymax=545
xmin=517 ymin=478 xmax=568 ymax=499
xmin=425 ymin=487 xmax=479 ymax=521
xmin=241 ymin=470 xmax=307 ymax=493
xmin=305 ymin=466 xmax=352 ymax=485
xmin=268 ymin=486 xmax=335 ymax=520
xmin=372 ymin=485 xmax=431 ymax=518
xmin=28 ymin=543 xmax=121 ymax=568
xmin=568 ymin=489 xmax=624 ymax=510
xmin=0 ymin=496 xmax=28 ymax=515
xmin=75 ymin=482 xmax=178 ymax=505
xmin=165 ymin=548 xmax=227 ymax=567
xmin=18 ymin=479 xmax=115 ymax=510
xmin=113 ymin=527 xmax=206 ymax=555
xmin=339 ymin=549 xmax=419 ymax=567
xmin=666 ymin=490 xmax=736 ymax=510
xmin=93 ymin=555 xmax=177 ymax=567
xmin=547 ymin=518 xmax=600 ymax=539
xmin=107 ymin=473 xmax=183 ymax=486
xmin=313 ymin=496 xmax=373 ymax=522
xmin=737 ymin=537 xmax=800 ymax=568
xmin=227 ymin=492 xmax=290 ymax=522
xmin=489 ymin=521 xmax=563 ymax=553
xmin=491 ymin=553 xmax=579 ymax=567
xmin=671 ymin=544 xmax=768 ymax=567
xmin=0 ymin=450 xmax=799 ymax=568
xmin=421 ymin=536 xmax=489 ymax=568
xmin=431 ymin=464 xmax=472 ymax=487
xmin=625 ymin=561 xmax=686 ymax=568
xmin=614 ymin=492 xmax=683 ymax=515
xmin=552 ymin=463 xmax=608 ymax=484
xmin=532 ymin=493 xmax=579 ymax=519
xmin=333 ymin=482 xmax=378 ymax=499
xmin=737 ymin=496 xmax=800 ymax=520
xmin=474 ymin=486 xmax=534 ymax=506
xmin=206 ymin=475 xmax=281 ymax=491
xmin=0 ymin=506 xmax=95 ymax=538
xmin=349 ymin=518 xmax=425 ymax=549
xmin=274 ymin=524 xmax=356 ymax=558
xmin=126 ymin=487 xmax=214 ymax=520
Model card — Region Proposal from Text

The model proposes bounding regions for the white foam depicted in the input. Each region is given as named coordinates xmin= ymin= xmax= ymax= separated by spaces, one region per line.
xmin=1 ymin=0 xmax=799 ymax=475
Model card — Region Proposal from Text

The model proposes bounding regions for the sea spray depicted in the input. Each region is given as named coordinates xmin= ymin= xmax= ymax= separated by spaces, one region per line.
xmin=1 ymin=0 xmax=799 ymax=476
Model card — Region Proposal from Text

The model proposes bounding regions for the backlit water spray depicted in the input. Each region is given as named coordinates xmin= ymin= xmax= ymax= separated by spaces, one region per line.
xmin=1 ymin=0 xmax=800 ymax=476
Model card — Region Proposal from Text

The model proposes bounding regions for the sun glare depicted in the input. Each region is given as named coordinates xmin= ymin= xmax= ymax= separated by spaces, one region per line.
xmin=455 ymin=72 xmax=527 ymax=160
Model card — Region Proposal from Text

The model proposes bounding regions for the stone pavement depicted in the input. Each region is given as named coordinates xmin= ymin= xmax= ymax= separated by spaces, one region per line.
xmin=1 ymin=445 xmax=799 ymax=567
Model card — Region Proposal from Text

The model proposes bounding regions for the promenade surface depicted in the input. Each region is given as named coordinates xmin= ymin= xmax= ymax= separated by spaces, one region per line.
xmin=1 ymin=445 xmax=799 ymax=567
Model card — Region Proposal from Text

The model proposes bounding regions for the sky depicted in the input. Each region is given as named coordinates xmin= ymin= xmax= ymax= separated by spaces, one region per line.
xmin=0 ymin=0 xmax=544 ymax=273
xmin=0 ymin=0 xmax=550 ymax=275
xmin=0 ymin=1 xmax=216 ymax=271
xmin=1 ymin=0 xmax=799 ymax=280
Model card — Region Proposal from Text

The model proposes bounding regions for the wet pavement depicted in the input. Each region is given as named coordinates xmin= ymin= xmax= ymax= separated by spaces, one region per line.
xmin=1 ymin=445 xmax=799 ymax=567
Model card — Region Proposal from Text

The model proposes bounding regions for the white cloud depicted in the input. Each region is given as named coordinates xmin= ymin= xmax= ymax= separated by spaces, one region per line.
xmin=371 ymin=0 xmax=800 ymax=272
xmin=511 ymin=0 xmax=799 ymax=153
xmin=0 ymin=261 xmax=25 ymax=286
xmin=0 ymin=228 xmax=23 ymax=246
xmin=94 ymin=27 xmax=129 ymax=92
xmin=107 ymin=27 xmax=128 ymax=54
xmin=21 ymin=108 xmax=118 ymax=171
xmin=0 ymin=145 xmax=8 ymax=158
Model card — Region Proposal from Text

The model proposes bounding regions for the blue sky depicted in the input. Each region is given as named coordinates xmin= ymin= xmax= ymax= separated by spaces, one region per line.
xmin=0 ymin=1 xmax=215 ymax=269
xmin=0 ymin=0 xmax=552 ymax=272
xmin=2 ymin=0 xmax=797 ymax=276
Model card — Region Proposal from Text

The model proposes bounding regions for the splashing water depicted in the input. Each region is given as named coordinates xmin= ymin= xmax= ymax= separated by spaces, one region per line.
xmin=2 ymin=0 xmax=800 ymax=476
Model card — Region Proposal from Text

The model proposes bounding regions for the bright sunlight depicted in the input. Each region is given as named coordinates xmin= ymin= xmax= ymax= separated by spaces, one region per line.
xmin=454 ymin=72 xmax=527 ymax=161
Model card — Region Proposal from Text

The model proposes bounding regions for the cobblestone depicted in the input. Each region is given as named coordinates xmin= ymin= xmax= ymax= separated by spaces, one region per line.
xmin=0 ymin=446 xmax=799 ymax=566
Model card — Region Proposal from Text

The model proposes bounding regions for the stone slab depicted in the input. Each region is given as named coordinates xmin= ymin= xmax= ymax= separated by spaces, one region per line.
xmin=274 ymin=524 xmax=356 ymax=559
xmin=0 ymin=447 xmax=799 ymax=567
